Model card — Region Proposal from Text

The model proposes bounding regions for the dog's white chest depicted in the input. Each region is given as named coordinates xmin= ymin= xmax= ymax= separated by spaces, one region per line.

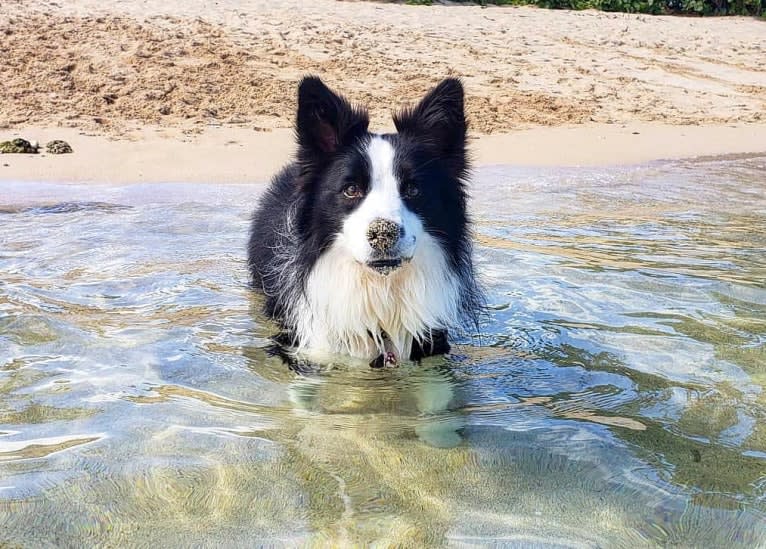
xmin=291 ymin=233 xmax=460 ymax=360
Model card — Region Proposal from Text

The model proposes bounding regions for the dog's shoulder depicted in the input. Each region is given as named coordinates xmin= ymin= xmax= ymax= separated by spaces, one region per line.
xmin=248 ymin=162 xmax=302 ymax=289
xmin=251 ymin=163 xmax=302 ymax=227
xmin=263 ymin=163 xmax=301 ymax=201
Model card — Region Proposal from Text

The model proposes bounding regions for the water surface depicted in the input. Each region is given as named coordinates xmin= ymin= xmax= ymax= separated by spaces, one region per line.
xmin=1 ymin=156 xmax=765 ymax=546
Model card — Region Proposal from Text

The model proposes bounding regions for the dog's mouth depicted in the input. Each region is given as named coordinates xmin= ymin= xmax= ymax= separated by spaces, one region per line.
xmin=366 ymin=257 xmax=409 ymax=275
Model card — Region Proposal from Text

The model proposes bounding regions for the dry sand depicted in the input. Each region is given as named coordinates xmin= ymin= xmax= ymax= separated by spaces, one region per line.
xmin=1 ymin=0 xmax=765 ymax=184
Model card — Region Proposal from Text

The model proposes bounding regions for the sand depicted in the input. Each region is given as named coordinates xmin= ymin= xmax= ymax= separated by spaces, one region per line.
xmin=1 ymin=0 xmax=765 ymax=184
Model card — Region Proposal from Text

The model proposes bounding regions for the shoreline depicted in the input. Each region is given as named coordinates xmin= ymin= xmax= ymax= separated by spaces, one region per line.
xmin=1 ymin=122 xmax=765 ymax=186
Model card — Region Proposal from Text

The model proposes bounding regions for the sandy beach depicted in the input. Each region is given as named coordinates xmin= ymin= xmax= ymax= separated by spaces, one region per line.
xmin=1 ymin=0 xmax=765 ymax=184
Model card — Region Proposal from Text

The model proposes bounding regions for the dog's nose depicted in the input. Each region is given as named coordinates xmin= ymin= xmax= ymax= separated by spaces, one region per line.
xmin=366 ymin=218 xmax=404 ymax=252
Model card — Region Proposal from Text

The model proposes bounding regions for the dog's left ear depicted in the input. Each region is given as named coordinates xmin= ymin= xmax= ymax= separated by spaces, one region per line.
xmin=393 ymin=78 xmax=468 ymax=179
xmin=296 ymin=76 xmax=369 ymax=169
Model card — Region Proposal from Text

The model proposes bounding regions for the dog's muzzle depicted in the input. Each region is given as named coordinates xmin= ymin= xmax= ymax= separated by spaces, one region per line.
xmin=366 ymin=218 xmax=408 ymax=275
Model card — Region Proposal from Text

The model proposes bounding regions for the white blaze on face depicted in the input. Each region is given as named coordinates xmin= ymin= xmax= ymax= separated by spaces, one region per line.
xmin=293 ymin=134 xmax=461 ymax=361
xmin=339 ymin=135 xmax=421 ymax=264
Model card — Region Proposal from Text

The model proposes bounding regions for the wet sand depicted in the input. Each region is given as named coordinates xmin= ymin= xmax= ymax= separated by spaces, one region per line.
xmin=2 ymin=123 xmax=765 ymax=185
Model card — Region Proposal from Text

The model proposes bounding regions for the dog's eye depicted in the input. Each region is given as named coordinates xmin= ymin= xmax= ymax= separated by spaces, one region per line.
xmin=342 ymin=184 xmax=364 ymax=199
xmin=403 ymin=183 xmax=420 ymax=198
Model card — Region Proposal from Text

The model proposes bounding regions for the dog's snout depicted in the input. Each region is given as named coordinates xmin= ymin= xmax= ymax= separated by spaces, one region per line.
xmin=366 ymin=218 xmax=404 ymax=252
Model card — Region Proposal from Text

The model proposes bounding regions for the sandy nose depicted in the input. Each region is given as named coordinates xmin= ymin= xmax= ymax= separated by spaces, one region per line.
xmin=366 ymin=218 xmax=404 ymax=253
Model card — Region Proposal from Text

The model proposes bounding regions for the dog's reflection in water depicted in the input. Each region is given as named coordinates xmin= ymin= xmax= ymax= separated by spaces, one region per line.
xmin=275 ymin=347 xmax=466 ymax=448
xmin=243 ymin=343 xmax=476 ymax=544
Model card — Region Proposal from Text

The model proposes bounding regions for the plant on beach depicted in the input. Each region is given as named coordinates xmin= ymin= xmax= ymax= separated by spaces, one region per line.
xmin=404 ymin=0 xmax=764 ymax=15
xmin=599 ymin=0 xmax=663 ymax=13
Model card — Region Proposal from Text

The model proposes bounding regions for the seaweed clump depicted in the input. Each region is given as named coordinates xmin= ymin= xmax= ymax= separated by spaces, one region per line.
xmin=0 ymin=138 xmax=39 ymax=154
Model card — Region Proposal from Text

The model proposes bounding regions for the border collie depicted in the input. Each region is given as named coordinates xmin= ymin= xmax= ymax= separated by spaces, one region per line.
xmin=248 ymin=77 xmax=481 ymax=367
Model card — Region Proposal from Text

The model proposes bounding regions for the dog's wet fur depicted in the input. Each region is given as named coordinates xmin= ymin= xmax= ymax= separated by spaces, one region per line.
xmin=248 ymin=77 xmax=481 ymax=366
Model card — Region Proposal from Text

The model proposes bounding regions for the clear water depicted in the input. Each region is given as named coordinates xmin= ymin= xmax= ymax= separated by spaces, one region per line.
xmin=1 ymin=156 xmax=765 ymax=547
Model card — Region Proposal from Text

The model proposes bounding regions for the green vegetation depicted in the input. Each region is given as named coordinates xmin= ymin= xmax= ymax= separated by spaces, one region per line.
xmin=405 ymin=0 xmax=764 ymax=15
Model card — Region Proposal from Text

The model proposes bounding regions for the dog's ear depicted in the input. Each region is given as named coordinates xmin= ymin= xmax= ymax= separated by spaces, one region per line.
xmin=296 ymin=76 xmax=369 ymax=169
xmin=393 ymin=78 xmax=468 ymax=179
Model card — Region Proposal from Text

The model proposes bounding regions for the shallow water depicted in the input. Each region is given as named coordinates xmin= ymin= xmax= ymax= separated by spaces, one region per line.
xmin=1 ymin=156 xmax=765 ymax=547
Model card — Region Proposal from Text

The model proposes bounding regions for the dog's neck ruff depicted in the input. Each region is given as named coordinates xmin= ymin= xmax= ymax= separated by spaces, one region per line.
xmin=289 ymin=232 xmax=461 ymax=361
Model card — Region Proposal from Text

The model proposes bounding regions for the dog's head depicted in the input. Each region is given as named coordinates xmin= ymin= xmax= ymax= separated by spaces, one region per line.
xmin=295 ymin=76 xmax=469 ymax=276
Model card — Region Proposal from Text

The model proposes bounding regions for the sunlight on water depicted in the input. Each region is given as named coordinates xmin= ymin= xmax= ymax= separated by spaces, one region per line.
xmin=1 ymin=156 xmax=765 ymax=546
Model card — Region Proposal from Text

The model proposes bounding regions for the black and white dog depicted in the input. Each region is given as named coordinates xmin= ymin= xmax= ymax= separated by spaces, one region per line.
xmin=248 ymin=77 xmax=481 ymax=367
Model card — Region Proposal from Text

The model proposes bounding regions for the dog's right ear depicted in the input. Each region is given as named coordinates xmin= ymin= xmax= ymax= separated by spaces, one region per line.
xmin=393 ymin=78 xmax=468 ymax=180
xmin=295 ymin=77 xmax=369 ymax=170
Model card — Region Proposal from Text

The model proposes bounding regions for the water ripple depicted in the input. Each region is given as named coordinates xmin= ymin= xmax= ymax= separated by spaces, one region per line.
xmin=0 ymin=157 xmax=765 ymax=546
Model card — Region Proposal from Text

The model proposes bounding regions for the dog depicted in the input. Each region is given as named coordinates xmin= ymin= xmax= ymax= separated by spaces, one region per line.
xmin=247 ymin=76 xmax=481 ymax=368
